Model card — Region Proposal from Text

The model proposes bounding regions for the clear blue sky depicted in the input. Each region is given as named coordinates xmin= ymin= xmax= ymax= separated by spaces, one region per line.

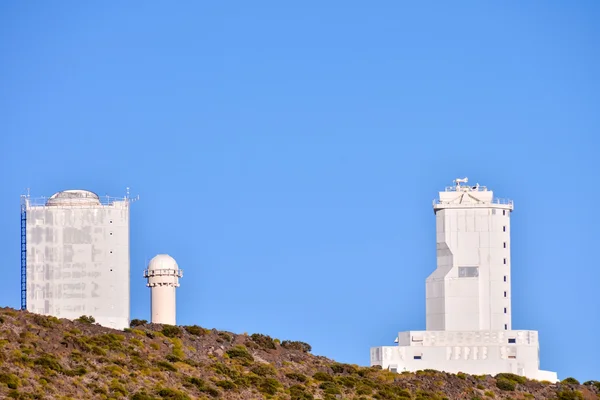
xmin=1 ymin=1 xmax=598 ymax=382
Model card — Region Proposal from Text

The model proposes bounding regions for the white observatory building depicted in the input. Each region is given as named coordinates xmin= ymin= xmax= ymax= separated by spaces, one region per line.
xmin=370 ymin=178 xmax=557 ymax=381
xmin=22 ymin=189 xmax=132 ymax=330
xmin=144 ymin=254 xmax=182 ymax=325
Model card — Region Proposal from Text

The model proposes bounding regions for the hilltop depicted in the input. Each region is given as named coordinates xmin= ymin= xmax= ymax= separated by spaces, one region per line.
xmin=0 ymin=308 xmax=598 ymax=400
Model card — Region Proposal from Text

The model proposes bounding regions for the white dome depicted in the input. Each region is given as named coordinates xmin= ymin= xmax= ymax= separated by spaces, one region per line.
xmin=46 ymin=190 xmax=101 ymax=206
xmin=147 ymin=254 xmax=179 ymax=271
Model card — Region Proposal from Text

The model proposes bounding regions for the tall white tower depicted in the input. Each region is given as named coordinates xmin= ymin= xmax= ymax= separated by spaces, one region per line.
xmin=370 ymin=178 xmax=557 ymax=382
xmin=144 ymin=254 xmax=182 ymax=325
xmin=24 ymin=189 xmax=131 ymax=330
xmin=426 ymin=178 xmax=513 ymax=332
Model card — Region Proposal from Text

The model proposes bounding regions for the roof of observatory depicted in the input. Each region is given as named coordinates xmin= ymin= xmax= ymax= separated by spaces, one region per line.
xmin=46 ymin=190 xmax=102 ymax=206
xmin=147 ymin=254 xmax=180 ymax=271
xmin=433 ymin=178 xmax=513 ymax=211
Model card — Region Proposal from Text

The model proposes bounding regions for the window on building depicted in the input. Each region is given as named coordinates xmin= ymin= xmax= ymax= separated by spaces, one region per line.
xmin=414 ymin=355 xmax=422 ymax=360
xmin=110 ymin=220 xmax=113 ymax=224
xmin=505 ymin=324 xmax=508 ymax=330
xmin=110 ymin=232 xmax=113 ymax=236
xmin=503 ymin=226 xmax=506 ymax=232
xmin=504 ymin=307 xmax=507 ymax=313
xmin=503 ymin=242 xmax=507 ymax=248
xmin=492 ymin=209 xmax=496 ymax=215
xmin=504 ymin=276 xmax=507 ymax=282
xmin=503 ymin=258 xmax=507 ymax=264
xmin=458 ymin=266 xmax=479 ymax=278
xmin=504 ymin=291 xmax=507 ymax=297
xmin=508 ymin=338 xmax=516 ymax=344
xmin=390 ymin=368 xmax=398 ymax=373
xmin=503 ymin=210 xmax=506 ymax=216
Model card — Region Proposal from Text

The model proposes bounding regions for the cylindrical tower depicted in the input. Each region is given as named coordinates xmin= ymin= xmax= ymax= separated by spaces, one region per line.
xmin=143 ymin=254 xmax=183 ymax=325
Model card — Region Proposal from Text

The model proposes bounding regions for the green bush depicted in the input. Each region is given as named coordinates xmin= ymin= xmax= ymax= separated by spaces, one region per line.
xmin=131 ymin=391 xmax=159 ymax=400
xmin=495 ymin=373 xmax=526 ymax=384
xmin=226 ymin=345 xmax=254 ymax=365
xmin=330 ymin=363 xmax=358 ymax=374
xmin=484 ymin=390 xmax=495 ymax=398
xmin=130 ymin=319 xmax=148 ymax=327
xmin=281 ymin=340 xmax=312 ymax=353
xmin=215 ymin=380 xmax=236 ymax=390
xmin=250 ymin=363 xmax=276 ymax=376
xmin=156 ymin=388 xmax=191 ymax=399
xmin=250 ymin=333 xmax=277 ymax=350
xmin=184 ymin=325 xmax=209 ymax=336
xmin=286 ymin=372 xmax=308 ymax=382
xmin=556 ymin=389 xmax=584 ymax=400
xmin=289 ymin=384 xmax=314 ymax=400
xmin=313 ymin=372 xmax=333 ymax=382
xmin=561 ymin=377 xmax=580 ymax=385
xmin=156 ymin=361 xmax=177 ymax=372
xmin=34 ymin=354 xmax=64 ymax=373
xmin=76 ymin=315 xmax=95 ymax=324
xmin=188 ymin=377 xmax=220 ymax=397
xmin=259 ymin=377 xmax=281 ymax=395
xmin=161 ymin=325 xmax=182 ymax=338
xmin=496 ymin=378 xmax=516 ymax=391
xmin=457 ymin=372 xmax=467 ymax=380
xmin=583 ymin=380 xmax=600 ymax=390
xmin=0 ymin=373 xmax=20 ymax=389
xmin=319 ymin=381 xmax=341 ymax=395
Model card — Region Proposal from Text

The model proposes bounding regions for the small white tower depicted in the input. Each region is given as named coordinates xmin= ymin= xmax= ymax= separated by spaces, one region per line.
xmin=143 ymin=254 xmax=183 ymax=325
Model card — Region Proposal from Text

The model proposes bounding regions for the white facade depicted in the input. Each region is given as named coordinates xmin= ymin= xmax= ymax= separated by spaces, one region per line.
xmin=144 ymin=254 xmax=182 ymax=325
xmin=25 ymin=190 xmax=131 ymax=330
xmin=370 ymin=178 xmax=557 ymax=382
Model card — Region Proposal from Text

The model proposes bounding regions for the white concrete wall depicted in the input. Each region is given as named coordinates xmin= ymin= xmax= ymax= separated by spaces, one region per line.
xmin=427 ymin=189 xmax=513 ymax=332
xmin=26 ymin=200 xmax=130 ymax=329
xmin=370 ymin=330 xmax=557 ymax=381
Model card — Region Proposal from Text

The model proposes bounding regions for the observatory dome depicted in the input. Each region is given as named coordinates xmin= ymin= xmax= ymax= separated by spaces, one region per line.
xmin=46 ymin=190 xmax=101 ymax=206
xmin=147 ymin=254 xmax=179 ymax=271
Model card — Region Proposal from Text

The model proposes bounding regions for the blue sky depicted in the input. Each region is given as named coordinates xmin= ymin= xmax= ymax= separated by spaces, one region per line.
xmin=1 ymin=1 xmax=598 ymax=381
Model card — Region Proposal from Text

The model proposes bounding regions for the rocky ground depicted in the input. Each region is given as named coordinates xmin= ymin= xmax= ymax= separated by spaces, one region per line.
xmin=0 ymin=307 xmax=598 ymax=399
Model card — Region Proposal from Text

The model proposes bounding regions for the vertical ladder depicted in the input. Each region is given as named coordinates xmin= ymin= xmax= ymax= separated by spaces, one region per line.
xmin=20 ymin=200 xmax=27 ymax=310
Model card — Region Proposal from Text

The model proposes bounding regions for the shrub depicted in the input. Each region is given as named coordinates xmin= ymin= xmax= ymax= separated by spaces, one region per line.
xmin=161 ymin=325 xmax=182 ymax=338
xmin=556 ymin=389 xmax=584 ymax=400
xmin=76 ymin=315 xmax=95 ymax=324
xmin=561 ymin=377 xmax=580 ymax=385
xmin=289 ymin=384 xmax=314 ymax=400
xmin=281 ymin=340 xmax=312 ymax=353
xmin=131 ymin=391 xmax=158 ymax=400
xmin=583 ymin=380 xmax=600 ymax=390
xmin=34 ymin=354 xmax=64 ymax=373
xmin=286 ymin=372 xmax=308 ymax=382
xmin=226 ymin=345 xmax=254 ymax=365
xmin=156 ymin=361 xmax=177 ymax=372
xmin=188 ymin=377 xmax=220 ymax=397
xmin=496 ymin=378 xmax=516 ymax=391
xmin=331 ymin=363 xmax=358 ymax=374
xmin=484 ymin=390 xmax=495 ymax=397
xmin=130 ymin=319 xmax=148 ymax=327
xmin=259 ymin=377 xmax=281 ymax=395
xmin=319 ymin=381 xmax=341 ymax=395
xmin=336 ymin=376 xmax=358 ymax=388
xmin=250 ymin=363 xmax=276 ymax=376
xmin=457 ymin=372 xmax=467 ymax=380
xmin=215 ymin=380 xmax=236 ymax=390
xmin=250 ymin=333 xmax=277 ymax=350
xmin=218 ymin=332 xmax=233 ymax=342
xmin=165 ymin=354 xmax=181 ymax=363
xmin=184 ymin=325 xmax=209 ymax=336
xmin=313 ymin=372 xmax=333 ymax=381
xmin=0 ymin=373 xmax=20 ymax=389
xmin=495 ymin=373 xmax=526 ymax=384
xmin=156 ymin=388 xmax=191 ymax=399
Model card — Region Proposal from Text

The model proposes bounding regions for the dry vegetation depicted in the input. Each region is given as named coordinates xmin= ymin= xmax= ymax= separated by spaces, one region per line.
xmin=0 ymin=307 xmax=598 ymax=400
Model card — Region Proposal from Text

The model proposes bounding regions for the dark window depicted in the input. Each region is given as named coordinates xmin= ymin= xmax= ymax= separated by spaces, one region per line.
xmin=508 ymin=338 xmax=516 ymax=344
xmin=110 ymin=232 xmax=113 ymax=236
xmin=503 ymin=242 xmax=507 ymax=248
xmin=110 ymin=220 xmax=113 ymax=224
xmin=414 ymin=355 xmax=422 ymax=360
xmin=504 ymin=307 xmax=507 ymax=313
xmin=503 ymin=226 xmax=506 ymax=232
xmin=505 ymin=324 xmax=508 ymax=330
xmin=504 ymin=258 xmax=507 ymax=264
xmin=504 ymin=276 xmax=507 ymax=282
xmin=504 ymin=291 xmax=507 ymax=297
xmin=503 ymin=210 xmax=506 ymax=216
xmin=110 ymin=251 xmax=113 ymax=254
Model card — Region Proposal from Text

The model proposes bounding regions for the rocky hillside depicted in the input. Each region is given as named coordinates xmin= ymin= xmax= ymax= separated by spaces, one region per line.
xmin=0 ymin=307 xmax=598 ymax=400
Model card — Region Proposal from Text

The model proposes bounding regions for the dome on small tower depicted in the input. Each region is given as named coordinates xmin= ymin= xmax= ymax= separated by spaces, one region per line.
xmin=46 ymin=190 xmax=101 ymax=206
xmin=147 ymin=254 xmax=179 ymax=271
